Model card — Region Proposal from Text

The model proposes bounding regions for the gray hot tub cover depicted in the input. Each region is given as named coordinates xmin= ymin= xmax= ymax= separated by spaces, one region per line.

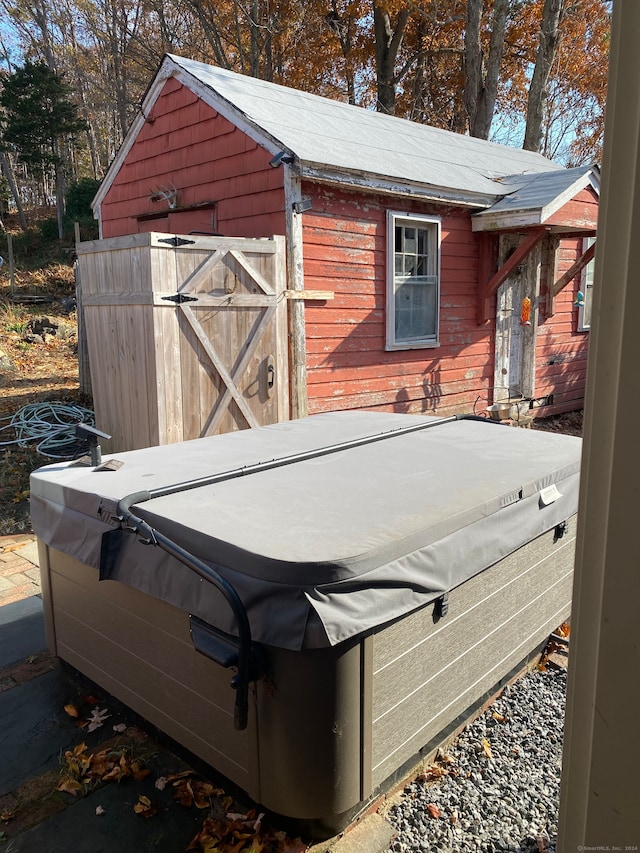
xmin=30 ymin=411 xmax=581 ymax=650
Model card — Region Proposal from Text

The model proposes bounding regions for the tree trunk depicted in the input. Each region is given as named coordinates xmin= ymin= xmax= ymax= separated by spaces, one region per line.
xmin=55 ymin=164 xmax=66 ymax=239
xmin=373 ymin=3 xmax=410 ymax=115
xmin=249 ymin=0 xmax=261 ymax=77
xmin=0 ymin=154 xmax=27 ymax=231
xmin=327 ymin=0 xmax=357 ymax=104
xmin=524 ymin=0 xmax=565 ymax=152
xmin=464 ymin=0 xmax=509 ymax=139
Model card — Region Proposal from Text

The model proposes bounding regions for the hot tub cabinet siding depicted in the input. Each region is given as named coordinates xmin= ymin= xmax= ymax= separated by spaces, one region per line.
xmin=37 ymin=520 xmax=575 ymax=827
xmin=31 ymin=412 xmax=580 ymax=832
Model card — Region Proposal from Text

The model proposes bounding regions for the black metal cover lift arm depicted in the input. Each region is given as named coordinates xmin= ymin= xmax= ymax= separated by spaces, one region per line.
xmin=115 ymin=491 xmax=254 ymax=731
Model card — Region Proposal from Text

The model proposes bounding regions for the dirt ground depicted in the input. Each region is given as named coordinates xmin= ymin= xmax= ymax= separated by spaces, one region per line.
xmin=0 ymin=266 xmax=85 ymax=534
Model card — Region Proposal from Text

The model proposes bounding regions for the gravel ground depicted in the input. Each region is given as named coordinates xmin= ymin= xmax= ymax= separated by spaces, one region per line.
xmin=385 ymin=668 xmax=566 ymax=853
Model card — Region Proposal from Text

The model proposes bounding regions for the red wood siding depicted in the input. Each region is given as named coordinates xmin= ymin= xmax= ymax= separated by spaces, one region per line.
xmin=535 ymin=237 xmax=590 ymax=416
xmin=545 ymin=187 xmax=599 ymax=230
xmin=100 ymin=80 xmax=286 ymax=239
xmin=302 ymin=184 xmax=494 ymax=417
xmin=302 ymin=183 xmax=593 ymax=419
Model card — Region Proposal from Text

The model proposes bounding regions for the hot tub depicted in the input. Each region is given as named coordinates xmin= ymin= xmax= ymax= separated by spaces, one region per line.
xmin=30 ymin=412 xmax=580 ymax=834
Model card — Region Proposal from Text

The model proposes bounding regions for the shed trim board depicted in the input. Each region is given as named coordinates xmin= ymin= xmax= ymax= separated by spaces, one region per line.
xmin=293 ymin=167 xmax=497 ymax=208
xmin=283 ymin=170 xmax=308 ymax=419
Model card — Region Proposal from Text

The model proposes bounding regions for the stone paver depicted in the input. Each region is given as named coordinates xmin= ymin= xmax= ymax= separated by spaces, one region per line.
xmin=0 ymin=534 xmax=41 ymax=606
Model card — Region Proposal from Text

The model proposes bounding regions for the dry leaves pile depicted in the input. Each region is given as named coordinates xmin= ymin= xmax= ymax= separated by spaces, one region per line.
xmin=538 ymin=621 xmax=571 ymax=671
xmin=57 ymin=742 xmax=150 ymax=797
xmin=187 ymin=811 xmax=307 ymax=853
xmin=57 ymin=702 xmax=308 ymax=853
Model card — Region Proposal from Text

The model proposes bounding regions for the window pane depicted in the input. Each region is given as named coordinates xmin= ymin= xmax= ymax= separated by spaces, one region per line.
xmin=390 ymin=217 xmax=439 ymax=346
xmin=403 ymin=227 xmax=416 ymax=254
xmin=583 ymin=284 xmax=593 ymax=327
xmin=395 ymin=277 xmax=436 ymax=340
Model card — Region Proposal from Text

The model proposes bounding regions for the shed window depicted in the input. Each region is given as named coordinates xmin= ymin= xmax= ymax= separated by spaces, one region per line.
xmin=578 ymin=236 xmax=595 ymax=331
xmin=386 ymin=212 xmax=440 ymax=349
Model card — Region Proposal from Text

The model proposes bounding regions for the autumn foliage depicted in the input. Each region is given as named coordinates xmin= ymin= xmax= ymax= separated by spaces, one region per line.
xmin=0 ymin=0 xmax=611 ymax=209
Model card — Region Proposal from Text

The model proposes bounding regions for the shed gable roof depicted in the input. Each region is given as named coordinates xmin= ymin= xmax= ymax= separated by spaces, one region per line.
xmin=93 ymin=54 xmax=595 ymax=219
xmin=472 ymin=165 xmax=600 ymax=230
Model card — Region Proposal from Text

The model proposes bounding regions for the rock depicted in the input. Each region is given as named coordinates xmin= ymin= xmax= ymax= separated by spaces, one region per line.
xmin=0 ymin=346 xmax=14 ymax=372
xmin=23 ymin=316 xmax=75 ymax=343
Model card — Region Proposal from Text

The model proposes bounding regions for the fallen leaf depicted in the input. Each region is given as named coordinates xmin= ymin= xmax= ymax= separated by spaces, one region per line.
xmin=112 ymin=723 xmax=127 ymax=733
xmin=482 ymin=737 xmax=492 ymax=759
xmin=57 ymin=776 xmax=83 ymax=796
xmin=167 ymin=770 xmax=195 ymax=783
xmin=0 ymin=810 xmax=16 ymax=823
xmin=2 ymin=542 xmax=26 ymax=553
xmin=556 ymin=622 xmax=571 ymax=638
xmin=421 ymin=764 xmax=448 ymax=782
xmin=85 ymin=707 xmax=111 ymax=732
xmin=95 ymin=805 xmax=105 ymax=816
xmin=537 ymin=836 xmax=549 ymax=852
xmin=450 ymin=809 xmax=459 ymax=825
xmin=426 ymin=803 xmax=442 ymax=819
xmin=193 ymin=781 xmax=217 ymax=808
xmin=492 ymin=711 xmax=505 ymax=723
xmin=64 ymin=704 xmax=79 ymax=718
xmin=133 ymin=795 xmax=156 ymax=818
xmin=175 ymin=779 xmax=196 ymax=808
xmin=155 ymin=776 xmax=167 ymax=791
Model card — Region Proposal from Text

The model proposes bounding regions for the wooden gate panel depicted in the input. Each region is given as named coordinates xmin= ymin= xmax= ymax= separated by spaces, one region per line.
xmin=78 ymin=233 xmax=288 ymax=453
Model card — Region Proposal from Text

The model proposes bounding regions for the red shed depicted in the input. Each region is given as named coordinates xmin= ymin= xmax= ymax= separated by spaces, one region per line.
xmin=92 ymin=54 xmax=598 ymax=427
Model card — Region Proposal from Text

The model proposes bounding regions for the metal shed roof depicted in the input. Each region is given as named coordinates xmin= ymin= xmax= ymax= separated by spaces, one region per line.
xmin=94 ymin=54 xmax=575 ymax=213
xmin=166 ymin=55 xmax=563 ymax=205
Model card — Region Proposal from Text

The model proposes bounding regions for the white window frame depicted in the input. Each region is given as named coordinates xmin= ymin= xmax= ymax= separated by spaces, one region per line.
xmin=578 ymin=236 xmax=595 ymax=332
xmin=386 ymin=211 xmax=441 ymax=350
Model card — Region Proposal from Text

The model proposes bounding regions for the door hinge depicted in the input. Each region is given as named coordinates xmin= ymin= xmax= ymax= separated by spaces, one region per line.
xmin=161 ymin=293 xmax=199 ymax=304
xmin=157 ymin=236 xmax=195 ymax=247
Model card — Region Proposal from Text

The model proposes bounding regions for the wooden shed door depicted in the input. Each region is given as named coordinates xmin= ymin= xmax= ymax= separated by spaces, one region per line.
xmin=494 ymin=234 xmax=540 ymax=402
xmin=155 ymin=236 xmax=289 ymax=441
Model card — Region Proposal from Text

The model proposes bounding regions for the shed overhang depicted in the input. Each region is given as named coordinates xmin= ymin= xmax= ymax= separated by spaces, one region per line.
xmin=472 ymin=165 xmax=600 ymax=232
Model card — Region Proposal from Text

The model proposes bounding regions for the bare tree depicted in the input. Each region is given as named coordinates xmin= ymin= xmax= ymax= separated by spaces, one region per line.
xmin=373 ymin=2 xmax=410 ymax=114
xmin=464 ymin=0 xmax=510 ymax=139
xmin=523 ymin=0 xmax=565 ymax=152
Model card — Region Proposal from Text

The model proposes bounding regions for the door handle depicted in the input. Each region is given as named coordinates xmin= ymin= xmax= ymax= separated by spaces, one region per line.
xmin=266 ymin=355 xmax=275 ymax=398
